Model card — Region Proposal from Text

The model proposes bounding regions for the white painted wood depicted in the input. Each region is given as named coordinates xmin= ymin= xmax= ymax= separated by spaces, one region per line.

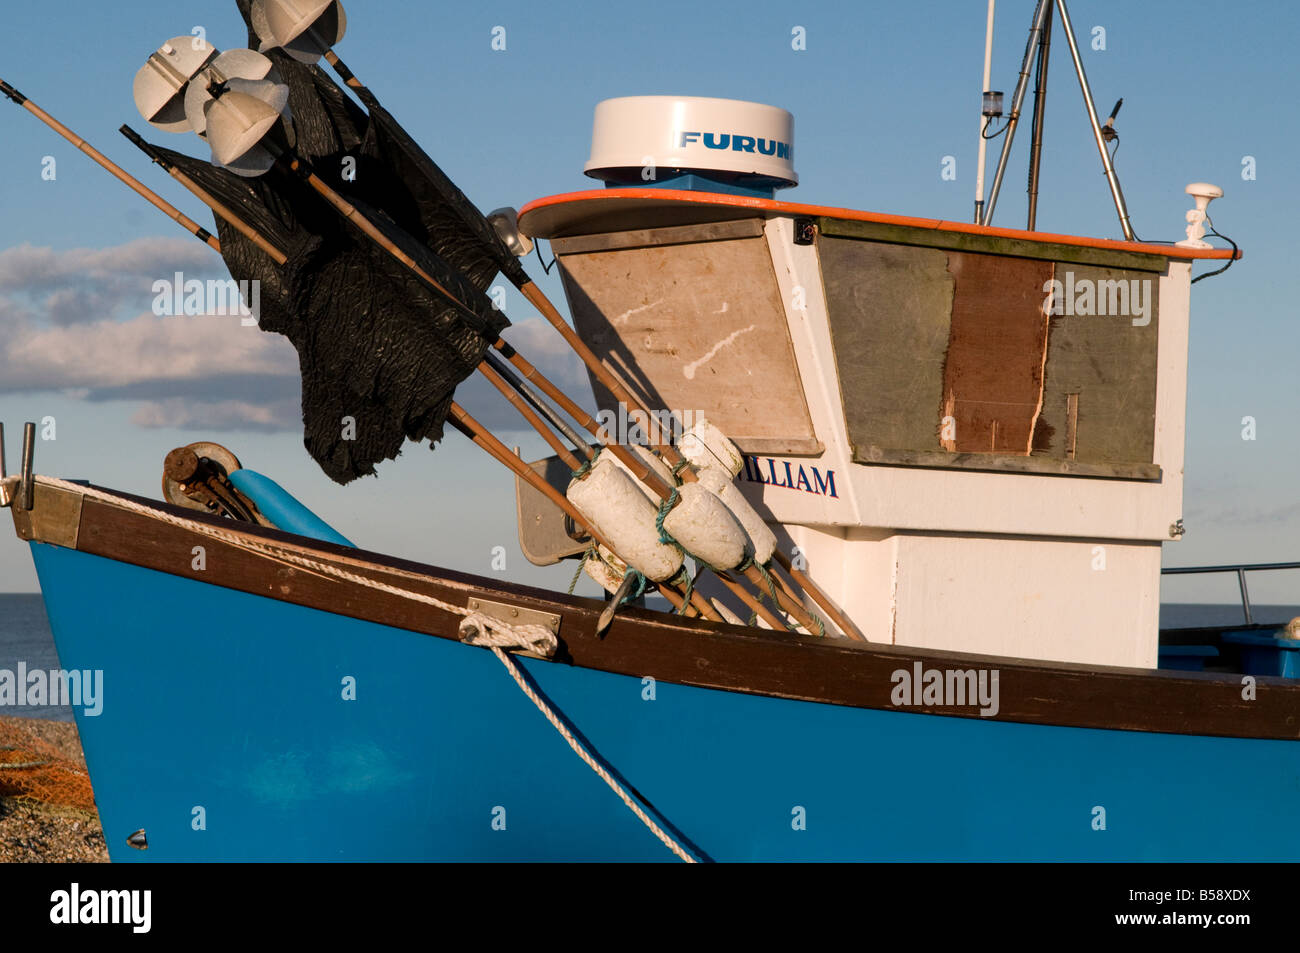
xmin=547 ymin=201 xmax=1197 ymax=668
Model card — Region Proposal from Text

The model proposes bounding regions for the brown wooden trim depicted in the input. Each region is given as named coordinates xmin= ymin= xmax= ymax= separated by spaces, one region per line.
xmin=52 ymin=486 xmax=1300 ymax=742
xmin=550 ymin=218 xmax=764 ymax=254
xmin=818 ymin=217 xmax=1172 ymax=272
xmin=852 ymin=445 xmax=1162 ymax=481
xmin=733 ymin=436 xmax=825 ymax=457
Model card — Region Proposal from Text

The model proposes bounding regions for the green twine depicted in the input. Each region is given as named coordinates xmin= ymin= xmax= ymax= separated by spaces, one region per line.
xmin=570 ymin=446 xmax=602 ymax=480
xmin=754 ymin=560 xmax=826 ymax=637
xmin=670 ymin=564 xmax=698 ymax=615
xmin=654 ymin=486 xmax=681 ymax=545
xmin=621 ymin=569 xmax=648 ymax=604
xmin=567 ymin=543 xmax=595 ymax=594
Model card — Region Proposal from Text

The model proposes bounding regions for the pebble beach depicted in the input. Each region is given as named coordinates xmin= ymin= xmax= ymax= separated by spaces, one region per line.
xmin=0 ymin=716 xmax=108 ymax=863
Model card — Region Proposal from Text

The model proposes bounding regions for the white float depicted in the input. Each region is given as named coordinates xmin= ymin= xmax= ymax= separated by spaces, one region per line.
xmin=660 ymin=483 xmax=749 ymax=570
xmin=696 ymin=466 xmax=776 ymax=564
xmin=566 ymin=458 xmax=683 ymax=581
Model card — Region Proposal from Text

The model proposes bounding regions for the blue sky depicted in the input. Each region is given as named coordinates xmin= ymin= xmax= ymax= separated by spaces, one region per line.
xmin=1 ymin=0 xmax=1297 ymax=605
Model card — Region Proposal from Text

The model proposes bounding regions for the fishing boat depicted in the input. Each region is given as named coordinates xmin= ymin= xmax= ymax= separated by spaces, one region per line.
xmin=2 ymin=0 xmax=1296 ymax=863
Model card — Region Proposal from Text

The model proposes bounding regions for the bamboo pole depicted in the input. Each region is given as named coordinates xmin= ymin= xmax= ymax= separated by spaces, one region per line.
xmin=0 ymin=82 xmax=219 ymax=252
xmin=304 ymin=53 xmax=858 ymax=636
xmin=479 ymin=362 xmax=582 ymax=471
xmin=120 ymin=126 xmax=287 ymax=265
xmin=448 ymin=404 xmax=719 ymax=621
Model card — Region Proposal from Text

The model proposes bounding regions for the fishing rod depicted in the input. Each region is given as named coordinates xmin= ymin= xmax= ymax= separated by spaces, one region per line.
xmin=0 ymin=79 xmax=219 ymax=253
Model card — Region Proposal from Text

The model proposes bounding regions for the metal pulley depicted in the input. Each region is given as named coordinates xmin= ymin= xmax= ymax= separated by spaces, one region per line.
xmin=162 ymin=441 xmax=267 ymax=525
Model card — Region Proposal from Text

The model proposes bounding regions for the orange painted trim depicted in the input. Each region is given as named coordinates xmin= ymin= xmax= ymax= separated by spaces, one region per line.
xmin=518 ymin=188 xmax=1242 ymax=262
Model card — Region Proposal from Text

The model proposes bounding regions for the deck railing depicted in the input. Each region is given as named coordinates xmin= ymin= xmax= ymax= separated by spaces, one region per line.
xmin=1161 ymin=561 xmax=1300 ymax=625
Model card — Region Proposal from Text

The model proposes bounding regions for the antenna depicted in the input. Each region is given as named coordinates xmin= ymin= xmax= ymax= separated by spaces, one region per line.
xmin=982 ymin=0 xmax=1135 ymax=241
xmin=974 ymin=0 xmax=997 ymax=224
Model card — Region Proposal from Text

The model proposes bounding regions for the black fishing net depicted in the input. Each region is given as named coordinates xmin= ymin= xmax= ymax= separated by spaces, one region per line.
xmin=234 ymin=0 xmax=521 ymax=293
xmin=137 ymin=6 xmax=537 ymax=482
xmin=152 ymin=142 xmax=507 ymax=484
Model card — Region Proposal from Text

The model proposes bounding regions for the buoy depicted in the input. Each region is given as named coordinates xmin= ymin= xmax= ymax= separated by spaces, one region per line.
xmin=583 ymin=545 xmax=628 ymax=594
xmin=567 ymin=458 xmax=684 ymax=581
xmin=680 ymin=417 xmax=743 ymax=478
xmin=607 ymin=443 xmax=676 ymax=502
xmin=696 ymin=466 xmax=777 ymax=564
xmin=660 ymin=483 xmax=749 ymax=570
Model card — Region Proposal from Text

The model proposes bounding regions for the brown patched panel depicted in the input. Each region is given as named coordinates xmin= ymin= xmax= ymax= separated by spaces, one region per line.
xmin=941 ymin=253 xmax=1053 ymax=455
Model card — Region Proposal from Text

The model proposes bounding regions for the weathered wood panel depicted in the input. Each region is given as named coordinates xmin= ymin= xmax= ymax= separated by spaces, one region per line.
xmin=819 ymin=216 xmax=1172 ymax=272
xmin=819 ymin=238 xmax=954 ymax=452
xmin=1032 ymin=264 xmax=1160 ymax=464
xmin=823 ymin=233 xmax=1161 ymax=476
xmin=850 ymin=446 xmax=1161 ymax=480
xmin=559 ymin=224 xmax=820 ymax=455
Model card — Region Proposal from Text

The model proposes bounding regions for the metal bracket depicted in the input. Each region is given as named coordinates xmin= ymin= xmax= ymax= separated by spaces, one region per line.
xmin=466 ymin=596 xmax=561 ymax=638
xmin=10 ymin=480 xmax=83 ymax=549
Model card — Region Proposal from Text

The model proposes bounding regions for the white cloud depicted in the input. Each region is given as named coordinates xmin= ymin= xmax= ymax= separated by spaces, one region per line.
xmin=131 ymin=397 xmax=300 ymax=432
xmin=0 ymin=312 xmax=298 ymax=392
xmin=0 ymin=237 xmax=220 ymax=291
xmin=0 ymin=237 xmax=224 ymax=326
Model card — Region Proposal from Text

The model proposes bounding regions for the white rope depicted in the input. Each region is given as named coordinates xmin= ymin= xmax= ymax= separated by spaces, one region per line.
xmin=37 ymin=476 xmax=556 ymax=656
xmin=485 ymin=645 xmax=697 ymax=862
xmin=35 ymin=475 xmax=697 ymax=862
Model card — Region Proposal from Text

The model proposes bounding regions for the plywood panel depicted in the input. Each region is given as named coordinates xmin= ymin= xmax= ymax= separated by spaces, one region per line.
xmin=559 ymin=227 xmax=819 ymax=453
xmin=1033 ymin=264 xmax=1159 ymax=464
xmin=819 ymin=238 xmax=953 ymax=453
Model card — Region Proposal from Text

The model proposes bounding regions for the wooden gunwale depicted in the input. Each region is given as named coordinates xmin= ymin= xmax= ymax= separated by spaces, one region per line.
xmin=26 ymin=483 xmax=1297 ymax=742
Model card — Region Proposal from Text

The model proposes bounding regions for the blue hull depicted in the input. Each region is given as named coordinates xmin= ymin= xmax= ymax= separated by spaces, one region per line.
xmin=30 ymin=540 xmax=1300 ymax=861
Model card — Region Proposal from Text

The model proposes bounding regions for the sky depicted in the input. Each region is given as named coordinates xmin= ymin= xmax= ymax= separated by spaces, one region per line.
xmin=1 ymin=0 xmax=1297 ymax=606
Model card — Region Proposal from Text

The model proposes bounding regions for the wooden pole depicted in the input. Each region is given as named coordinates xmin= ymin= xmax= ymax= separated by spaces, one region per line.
xmin=120 ymin=126 xmax=287 ymax=265
xmin=0 ymin=82 xmax=220 ymax=253
xmin=448 ymin=403 xmax=720 ymax=622
xmin=478 ymin=362 xmax=582 ymax=471
xmin=301 ymin=56 xmax=861 ymax=636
